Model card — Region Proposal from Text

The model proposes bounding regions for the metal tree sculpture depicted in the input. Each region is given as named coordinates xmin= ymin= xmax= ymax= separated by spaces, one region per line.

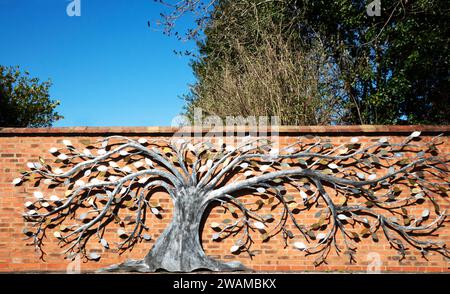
xmin=12 ymin=132 xmax=449 ymax=272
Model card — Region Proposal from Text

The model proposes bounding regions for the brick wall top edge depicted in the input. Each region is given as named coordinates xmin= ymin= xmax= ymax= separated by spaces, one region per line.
xmin=0 ymin=125 xmax=449 ymax=136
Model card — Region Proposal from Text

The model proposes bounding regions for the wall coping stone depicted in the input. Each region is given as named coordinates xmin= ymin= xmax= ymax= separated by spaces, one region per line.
xmin=0 ymin=125 xmax=449 ymax=137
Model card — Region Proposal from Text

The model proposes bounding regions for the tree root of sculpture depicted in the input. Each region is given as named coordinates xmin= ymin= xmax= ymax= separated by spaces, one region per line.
xmin=98 ymin=257 xmax=249 ymax=273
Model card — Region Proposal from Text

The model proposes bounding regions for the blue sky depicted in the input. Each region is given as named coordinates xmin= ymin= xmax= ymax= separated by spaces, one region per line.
xmin=0 ymin=0 xmax=197 ymax=126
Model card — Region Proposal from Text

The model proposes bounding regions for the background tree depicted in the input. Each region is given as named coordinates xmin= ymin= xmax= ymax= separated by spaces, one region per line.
xmin=13 ymin=133 xmax=449 ymax=272
xmin=290 ymin=0 xmax=450 ymax=124
xmin=182 ymin=0 xmax=344 ymax=124
xmin=155 ymin=0 xmax=450 ymax=125
xmin=0 ymin=65 xmax=62 ymax=127
xmin=184 ymin=29 xmax=344 ymax=125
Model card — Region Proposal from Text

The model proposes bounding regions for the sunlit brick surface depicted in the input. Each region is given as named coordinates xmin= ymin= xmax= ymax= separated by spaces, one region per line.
xmin=0 ymin=126 xmax=449 ymax=272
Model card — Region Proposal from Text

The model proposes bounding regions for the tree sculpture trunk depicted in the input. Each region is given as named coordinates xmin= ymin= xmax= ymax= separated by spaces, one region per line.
xmin=102 ymin=188 xmax=247 ymax=272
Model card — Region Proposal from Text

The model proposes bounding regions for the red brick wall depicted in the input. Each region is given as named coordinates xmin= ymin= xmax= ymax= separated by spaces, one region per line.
xmin=0 ymin=126 xmax=449 ymax=273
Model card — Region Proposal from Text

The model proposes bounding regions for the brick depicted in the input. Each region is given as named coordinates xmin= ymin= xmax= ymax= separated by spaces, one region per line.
xmin=0 ymin=127 xmax=448 ymax=273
